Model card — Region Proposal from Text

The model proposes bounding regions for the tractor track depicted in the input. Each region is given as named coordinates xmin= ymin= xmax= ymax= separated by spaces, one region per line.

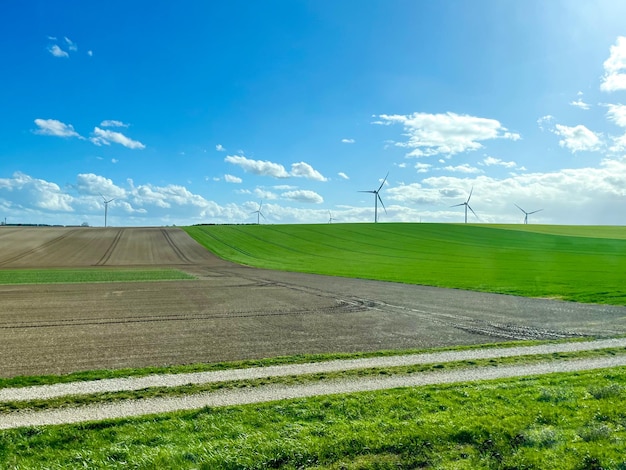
xmin=0 ymin=230 xmax=77 ymax=267
xmin=94 ymin=229 xmax=123 ymax=266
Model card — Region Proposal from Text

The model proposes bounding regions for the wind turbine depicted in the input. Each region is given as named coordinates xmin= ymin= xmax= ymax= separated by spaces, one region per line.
xmin=515 ymin=204 xmax=543 ymax=224
xmin=100 ymin=194 xmax=115 ymax=227
xmin=251 ymin=201 xmax=265 ymax=224
xmin=359 ymin=172 xmax=388 ymax=223
xmin=328 ymin=210 xmax=335 ymax=223
xmin=451 ymin=187 xmax=477 ymax=223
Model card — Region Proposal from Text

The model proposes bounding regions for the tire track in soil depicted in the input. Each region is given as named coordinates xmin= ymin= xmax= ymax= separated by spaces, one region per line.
xmin=0 ymin=300 xmax=367 ymax=330
xmin=0 ymin=230 xmax=77 ymax=267
xmin=160 ymin=228 xmax=192 ymax=264
xmin=94 ymin=229 xmax=123 ymax=266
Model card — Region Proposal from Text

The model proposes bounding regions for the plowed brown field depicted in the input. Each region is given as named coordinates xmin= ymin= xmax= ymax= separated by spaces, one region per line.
xmin=1 ymin=226 xmax=626 ymax=378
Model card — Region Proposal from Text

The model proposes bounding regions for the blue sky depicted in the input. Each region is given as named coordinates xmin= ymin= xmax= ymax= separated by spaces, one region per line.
xmin=2 ymin=0 xmax=626 ymax=226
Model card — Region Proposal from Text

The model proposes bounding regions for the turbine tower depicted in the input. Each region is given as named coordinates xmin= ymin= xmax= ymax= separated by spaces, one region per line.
xmin=515 ymin=204 xmax=543 ymax=224
xmin=100 ymin=194 xmax=115 ymax=227
xmin=328 ymin=210 xmax=335 ymax=223
xmin=359 ymin=172 xmax=388 ymax=223
xmin=451 ymin=187 xmax=477 ymax=223
xmin=251 ymin=201 xmax=265 ymax=224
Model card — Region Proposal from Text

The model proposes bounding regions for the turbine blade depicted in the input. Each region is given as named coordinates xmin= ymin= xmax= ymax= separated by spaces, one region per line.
xmin=528 ymin=209 xmax=543 ymax=214
xmin=514 ymin=203 xmax=525 ymax=214
xmin=468 ymin=204 xmax=478 ymax=218
xmin=378 ymin=194 xmax=387 ymax=214
xmin=467 ymin=186 xmax=474 ymax=203
xmin=358 ymin=190 xmax=376 ymax=193
xmin=377 ymin=172 xmax=389 ymax=192
xmin=450 ymin=203 xmax=465 ymax=208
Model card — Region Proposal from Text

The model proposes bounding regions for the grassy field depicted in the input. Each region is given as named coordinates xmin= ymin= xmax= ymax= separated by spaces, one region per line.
xmin=0 ymin=268 xmax=195 ymax=285
xmin=1 ymin=365 xmax=625 ymax=469
xmin=185 ymin=223 xmax=626 ymax=305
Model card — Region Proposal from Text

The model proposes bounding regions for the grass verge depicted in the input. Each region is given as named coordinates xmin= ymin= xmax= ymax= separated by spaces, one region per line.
xmin=1 ymin=366 xmax=626 ymax=469
xmin=0 ymin=268 xmax=196 ymax=285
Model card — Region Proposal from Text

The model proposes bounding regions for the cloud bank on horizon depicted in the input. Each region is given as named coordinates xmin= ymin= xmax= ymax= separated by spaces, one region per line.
xmin=1 ymin=1 xmax=626 ymax=226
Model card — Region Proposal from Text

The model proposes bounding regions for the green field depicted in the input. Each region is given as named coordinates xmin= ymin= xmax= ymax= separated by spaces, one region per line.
xmin=184 ymin=223 xmax=626 ymax=305
xmin=0 ymin=268 xmax=195 ymax=285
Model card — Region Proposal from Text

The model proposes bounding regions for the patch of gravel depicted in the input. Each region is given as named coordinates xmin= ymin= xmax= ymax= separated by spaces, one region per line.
xmin=1 ymin=338 xmax=626 ymax=429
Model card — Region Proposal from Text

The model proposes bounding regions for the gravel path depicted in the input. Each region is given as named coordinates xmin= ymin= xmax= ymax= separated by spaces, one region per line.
xmin=1 ymin=338 xmax=626 ymax=429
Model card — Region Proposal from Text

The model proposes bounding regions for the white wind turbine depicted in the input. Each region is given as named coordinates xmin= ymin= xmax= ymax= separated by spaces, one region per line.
xmin=515 ymin=204 xmax=543 ymax=224
xmin=100 ymin=194 xmax=115 ymax=227
xmin=451 ymin=187 xmax=477 ymax=223
xmin=251 ymin=201 xmax=265 ymax=224
xmin=328 ymin=210 xmax=335 ymax=223
xmin=359 ymin=172 xmax=388 ymax=223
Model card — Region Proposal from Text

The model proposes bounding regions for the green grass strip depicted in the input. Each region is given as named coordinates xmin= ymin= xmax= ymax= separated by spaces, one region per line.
xmin=2 ymin=366 xmax=626 ymax=469
xmin=184 ymin=223 xmax=626 ymax=305
xmin=0 ymin=268 xmax=195 ymax=285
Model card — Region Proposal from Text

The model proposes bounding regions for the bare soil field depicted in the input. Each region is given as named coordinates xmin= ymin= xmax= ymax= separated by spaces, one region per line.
xmin=1 ymin=226 xmax=626 ymax=378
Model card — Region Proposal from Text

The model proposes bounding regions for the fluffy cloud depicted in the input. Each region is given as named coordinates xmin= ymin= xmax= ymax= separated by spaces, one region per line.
xmin=100 ymin=120 xmax=129 ymax=128
xmin=225 ymin=155 xmax=290 ymax=178
xmin=216 ymin=144 xmax=225 ymax=152
xmin=415 ymin=163 xmax=432 ymax=173
xmin=34 ymin=119 xmax=81 ymax=138
xmin=442 ymin=164 xmax=483 ymax=174
xmin=601 ymin=36 xmax=626 ymax=92
xmin=481 ymin=156 xmax=518 ymax=168
xmin=374 ymin=112 xmax=520 ymax=157
xmin=224 ymin=174 xmax=242 ymax=183
xmin=570 ymin=99 xmax=591 ymax=110
xmin=225 ymin=155 xmax=326 ymax=180
xmin=537 ymin=115 xmax=555 ymax=131
xmin=290 ymin=162 xmax=327 ymax=181
xmin=553 ymin=124 xmax=602 ymax=153
xmin=341 ymin=138 xmax=355 ymax=144
xmin=48 ymin=45 xmax=69 ymax=58
xmin=0 ymin=172 xmax=74 ymax=212
xmin=75 ymin=173 xmax=126 ymax=198
xmin=606 ymin=104 xmax=626 ymax=127
xmin=338 ymin=172 xmax=349 ymax=180
xmin=281 ymin=190 xmax=323 ymax=204
xmin=90 ymin=127 xmax=145 ymax=149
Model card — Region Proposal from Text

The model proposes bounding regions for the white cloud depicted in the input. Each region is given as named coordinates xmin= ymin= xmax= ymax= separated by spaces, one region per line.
xmin=601 ymin=36 xmax=626 ymax=92
xmin=338 ymin=172 xmax=349 ymax=180
xmin=64 ymin=37 xmax=77 ymax=51
xmin=87 ymin=50 xmax=93 ymax=57
xmin=0 ymin=172 xmax=74 ymax=212
xmin=553 ymin=124 xmax=602 ymax=153
xmin=415 ymin=163 xmax=432 ymax=173
xmin=224 ymin=174 xmax=242 ymax=183
xmin=537 ymin=115 xmax=555 ymax=131
xmin=606 ymin=104 xmax=626 ymax=127
xmin=341 ymin=138 xmax=355 ymax=144
xmin=90 ymin=127 xmax=145 ymax=149
xmin=570 ymin=99 xmax=590 ymax=110
xmin=34 ymin=119 xmax=81 ymax=138
xmin=216 ymin=144 xmax=225 ymax=152
xmin=374 ymin=112 xmax=520 ymax=157
xmin=225 ymin=155 xmax=289 ymax=178
xmin=253 ymin=188 xmax=278 ymax=200
xmin=442 ymin=164 xmax=484 ymax=174
xmin=48 ymin=44 xmax=69 ymax=58
xmin=481 ymin=156 xmax=517 ymax=168
xmin=100 ymin=120 xmax=129 ymax=128
xmin=281 ymin=190 xmax=324 ymax=204
xmin=225 ymin=156 xmax=327 ymax=180
xmin=290 ymin=162 xmax=327 ymax=181
xmin=75 ymin=173 xmax=126 ymax=198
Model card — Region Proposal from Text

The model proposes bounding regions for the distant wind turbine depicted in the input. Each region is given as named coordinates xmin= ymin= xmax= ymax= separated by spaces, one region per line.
xmin=451 ymin=187 xmax=477 ymax=223
xmin=515 ymin=204 xmax=543 ymax=224
xmin=100 ymin=194 xmax=115 ymax=227
xmin=359 ymin=172 xmax=388 ymax=223
xmin=328 ymin=210 xmax=335 ymax=223
xmin=251 ymin=201 xmax=265 ymax=224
